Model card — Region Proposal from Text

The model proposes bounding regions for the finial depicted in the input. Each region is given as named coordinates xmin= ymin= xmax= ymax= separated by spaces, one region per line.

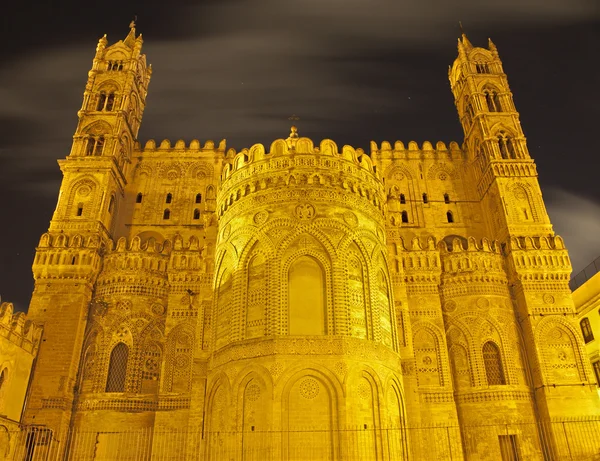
xmin=287 ymin=115 xmax=300 ymax=139
xmin=459 ymin=21 xmax=465 ymax=36
xmin=129 ymin=15 xmax=137 ymax=30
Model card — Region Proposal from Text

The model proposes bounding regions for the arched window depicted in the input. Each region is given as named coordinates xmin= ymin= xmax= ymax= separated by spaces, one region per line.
xmin=483 ymin=341 xmax=506 ymax=385
xmin=484 ymin=88 xmax=502 ymax=112
xmin=166 ymin=193 xmax=172 ymax=204
xmin=581 ymin=318 xmax=594 ymax=343
xmin=464 ymin=96 xmax=475 ymax=126
xmin=288 ymin=255 xmax=325 ymax=335
xmin=136 ymin=193 xmax=143 ymax=203
xmin=446 ymin=211 xmax=454 ymax=223
xmin=163 ymin=209 xmax=170 ymax=220
xmin=0 ymin=368 xmax=6 ymax=391
xmin=108 ymin=196 xmax=115 ymax=214
xmin=422 ymin=193 xmax=428 ymax=204
xmin=401 ymin=211 xmax=409 ymax=223
xmin=444 ymin=193 xmax=450 ymax=204
xmin=195 ymin=193 xmax=202 ymax=204
xmin=105 ymin=343 xmax=128 ymax=392
xmin=193 ymin=209 xmax=200 ymax=220
xmin=96 ymin=93 xmax=107 ymax=111
xmin=497 ymin=134 xmax=516 ymax=159
xmin=399 ymin=194 xmax=406 ymax=204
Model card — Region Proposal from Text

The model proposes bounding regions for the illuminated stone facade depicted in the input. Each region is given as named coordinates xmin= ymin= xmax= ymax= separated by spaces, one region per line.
xmin=17 ymin=25 xmax=600 ymax=460
xmin=0 ymin=303 xmax=42 ymax=460
xmin=572 ymin=268 xmax=600 ymax=399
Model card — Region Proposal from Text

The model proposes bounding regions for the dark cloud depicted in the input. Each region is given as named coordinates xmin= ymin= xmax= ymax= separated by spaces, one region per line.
xmin=0 ymin=1 xmax=599 ymax=309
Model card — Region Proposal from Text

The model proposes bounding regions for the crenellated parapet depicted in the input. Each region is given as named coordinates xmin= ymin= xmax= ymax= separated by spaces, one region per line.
xmin=438 ymin=236 xmax=507 ymax=298
xmin=0 ymin=302 xmax=43 ymax=354
xmin=370 ymin=140 xmax=463 ymax=161
xmin=32 ymin=232 xmax=104 ymax=282
xmin=393 ymin=236 xmax=441 ymax=294
xmin=141 ymin=138 xmax=226 ymax=153
xmin=217 ymin=132 xmax=386 ymax=225
xmin=95 ymin=235 xmax=171 ymax=299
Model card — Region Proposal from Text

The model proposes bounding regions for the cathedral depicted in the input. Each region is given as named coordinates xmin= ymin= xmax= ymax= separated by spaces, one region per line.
xmin=6 ymin=23 xmax=600 ymax=461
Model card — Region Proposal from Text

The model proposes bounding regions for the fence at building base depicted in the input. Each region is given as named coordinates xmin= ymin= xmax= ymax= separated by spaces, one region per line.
xmin=2 ymin=419 xmax=600 ymax=461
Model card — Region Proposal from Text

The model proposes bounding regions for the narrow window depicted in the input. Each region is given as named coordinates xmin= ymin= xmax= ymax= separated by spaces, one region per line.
xmin=105 ymin=93 xmax=115 ymax=111
xmin=592 ymin=360 xmax=600 ymax=387
xmin=136 ymin=193 xmax=143 ymax=204
xmin=399 ymin=194 xmax=406 ymax=204
xmin=195 ymin=193 xmax=202 ymax=204
xmin=108 ymin=196 xmax=115 ymax=214
xmin=444 ymin=193 xmax=450 ymax=204
xmin=76 ymin=204 xmax=84 ymax=217
xmin=580 ymin=318 xmax=594 ymax=343
xmin=96 ymin=93 xmax=106 ymax=111
xmin=422 ymin=193 xmax=428 ymax=204
xmin=166 ymin=193 xmax=172 ymax=204
xmin=85 ymin=138 xmax=95 ymax=156
xmin=0 ymin=368 xmax=6 ymax=391
xmin=498 ymin=136 xmax=509 ymax=159
xmin=493 ymin=93 xmax=502 ymax=112
xmin=105 ymin=343 xmax=128 ymax=392
xmin=507 ymin=138 xmax=517 ymax=158
xmin=118 ymin=63 xmax=124 ymax=71
xmin=94 ymin=136 xmax=104 ymax=156
xmin=163 ymin=209 xmax=171 ymax=220
xmin=498 ymin=435 xmax=520 ymax=461
xmin=522 ymin=208 xmax=529 ymax=220
xmin=476 ymin=63 xmax=490 ymax=74
xmin=71 ymin=256 xmax=77 ymax=265
xmin=485 ymin=92 xmax=495 ymax=112
xmin=193 ymin=209 xmax=200 ymax=220
xmin=483 ymin=341 xmax=506 ymax=385
xmin=401 ymin=211 xmax=408 ymax=223
xmin=447 ymin=211 xmax=454 ymax=223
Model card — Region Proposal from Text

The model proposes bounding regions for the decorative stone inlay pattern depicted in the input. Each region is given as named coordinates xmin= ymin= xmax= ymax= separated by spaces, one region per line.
xmin=299 ymin=378 xmax=320 ymax=399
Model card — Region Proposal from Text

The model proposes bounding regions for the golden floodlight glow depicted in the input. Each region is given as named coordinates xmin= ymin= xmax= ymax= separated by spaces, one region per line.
xmin=2 ymin=27 xmax=599 ymax=461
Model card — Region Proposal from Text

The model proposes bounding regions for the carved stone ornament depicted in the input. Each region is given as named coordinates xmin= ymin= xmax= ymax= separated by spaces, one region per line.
xmin=253 ymin=210 xmax=268 ymax=225
xmin=443 ymin=300 xmax=457 ymax=313
xmin=152 ymin=303 xmax=165 ymax=315
xmin=543 ymin=293 xmax=555 ymax=304
xmin=344 ymin=211 xmax=359 ymax=227
xmin=294 ymin=203 xmax=316 ymax=220
xmin=476 ymin=297 xmax=490 ymax=310
xmin=222 ymin=224 xmax=231 ymax=240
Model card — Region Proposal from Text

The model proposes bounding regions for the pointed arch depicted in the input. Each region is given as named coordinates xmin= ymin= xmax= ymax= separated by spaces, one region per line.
xmin=287 ymin=255 xmax=326 ymax=335
xmin=482 ymin=341 xmax=506 ymax=385
xmin=105 ymin=343 xmax=129 ymax=392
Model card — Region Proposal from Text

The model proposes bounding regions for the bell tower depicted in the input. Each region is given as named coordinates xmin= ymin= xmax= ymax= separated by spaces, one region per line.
xmin=22 ymin=24 xmax=152 ymax=454
xmin=449 ymin=34 xmax=553 ymax=242
xmin=450 ymin=34 xmax=600 ymax=439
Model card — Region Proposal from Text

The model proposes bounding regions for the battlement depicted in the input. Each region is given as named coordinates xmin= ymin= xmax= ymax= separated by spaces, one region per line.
xmin=221 ymin=136 xmax=380 ymax=182
xmin=141 ymin=138 xmax=226 ymax=153
xmin=0 ymin=302 xmax=43 ymax=354
xmin=37 ymin=232 xmax=102 ymax=249
xmin=370 ymin=140 xmax=463 ymax=159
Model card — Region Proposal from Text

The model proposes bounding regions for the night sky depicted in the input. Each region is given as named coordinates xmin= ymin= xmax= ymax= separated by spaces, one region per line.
xmin=1 ymin=1 xmax=599 ymax=311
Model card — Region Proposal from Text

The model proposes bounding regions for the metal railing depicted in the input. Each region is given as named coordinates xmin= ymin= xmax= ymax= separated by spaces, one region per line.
xmin=570 ymin=255 xmax=600 ymax=292
xmin=3 ymin=419 xmax=600 ymax=461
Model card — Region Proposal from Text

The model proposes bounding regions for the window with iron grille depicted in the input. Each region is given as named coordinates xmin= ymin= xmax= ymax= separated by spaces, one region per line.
xmin=592 ymin=360 xmax=600 ymax=387
xmin=483 ymin=341 xmax=506 ymax=385
xmin=106 ymin=343 xmax=129 ymax=392
xmin=498 ymin=435 xmax=520 ymax=461
xmin=580 ymin=318 xmax=594 ymax=343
